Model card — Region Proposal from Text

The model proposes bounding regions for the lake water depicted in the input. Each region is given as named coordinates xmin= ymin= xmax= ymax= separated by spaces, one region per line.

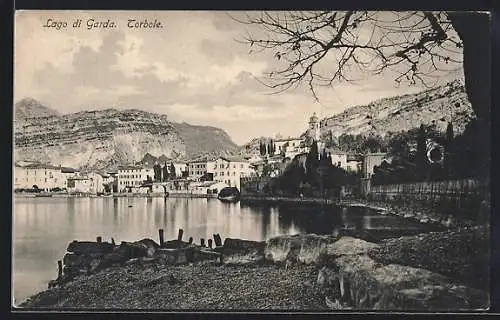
xmin=12 ymin=196 xmax=442 ymax=305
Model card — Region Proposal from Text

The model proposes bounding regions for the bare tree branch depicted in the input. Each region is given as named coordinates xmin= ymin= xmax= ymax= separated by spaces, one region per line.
xmin=234 ymin=11 xmax=462 ymax=99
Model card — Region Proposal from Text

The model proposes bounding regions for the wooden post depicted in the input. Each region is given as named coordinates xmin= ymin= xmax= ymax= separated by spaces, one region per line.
xmin=159 ymin=229 xmax=164 ymax=247
xmin=177 ymin=229 xmax=184 ymax=241
xmin=188 ymin=237 xmax=193 ymax=244
xmin=214 ymin=234 xmax=222 ymax=247
xmin=208 ymin=239 xmax=213 ymax=249
xmin=57 ymin=260 xmax=63 ymax=279
xmin=201 ymin=238 xmax=205 ymax=247
xmin=96 ymin=236 xmax=102 ymax=243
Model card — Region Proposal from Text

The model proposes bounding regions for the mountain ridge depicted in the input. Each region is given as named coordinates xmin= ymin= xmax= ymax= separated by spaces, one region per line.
xmin=14 ymin=101 xmax=239 ymax=171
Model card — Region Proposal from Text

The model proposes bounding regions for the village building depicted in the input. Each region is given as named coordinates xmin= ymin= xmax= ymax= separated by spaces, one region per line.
xmin=346 ymin=154 xmax=363 ymax=172
xmin=211 ymin=156 xmax=252 ymax=190
xmin=362 ymin=152 xmax=388 ymax=179
xmin=274 ymin=138 xmax=307 ymax=159
xmin=117 ymin=165 xmax=154 ymax=192
xmin=13 ymin=162 xmax=66 ymax=191
xmin=188 ymin=156 xmax=215 ymax=179
xmin=66 ymin=177 xmax=92 ymax=194
xmin=172 ymin=162 xmax=188 ymax=178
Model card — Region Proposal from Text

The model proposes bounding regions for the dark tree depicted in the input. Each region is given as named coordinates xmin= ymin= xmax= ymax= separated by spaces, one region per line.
xmin=416 ymin=124 xmax=428 ymax=179
xmin=169 ymin=163 xmax=176 ymax=179
xmin=162 ymin=162 xmax=169 ymax=182
xmin=446 ymin=121 xmax=454 ymax=145
xmin=305 ymin=141 xmax=320 ymax=185
xmin=153 ymin=163 xmax=162 ymax=182
xmin=259 ymin=141 xmax=266 ymax=156
xmin=235 ymin=11 xmax=490 ymax=179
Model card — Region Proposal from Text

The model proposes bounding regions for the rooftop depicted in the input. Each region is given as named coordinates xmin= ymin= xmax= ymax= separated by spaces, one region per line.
xmin=275 ymin=137 xmax=302 ymax=142
xmin=16 ymin=163 xmax=60 ymax=170
xmin=218 ymin=156 xmax=248 ymax=163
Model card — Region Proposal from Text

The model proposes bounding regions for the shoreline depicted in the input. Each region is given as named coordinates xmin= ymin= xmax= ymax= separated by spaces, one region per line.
xmin=14 ymin=193 xmax=218 ymax=199
xmin=240 ymin=195 xmax=485 ymax=229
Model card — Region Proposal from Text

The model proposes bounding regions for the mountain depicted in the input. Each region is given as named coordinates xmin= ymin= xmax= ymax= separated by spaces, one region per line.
xmin=14 ymin=102 xmax=239 ymax=170
xmin=318 ymin=80 xmax=474 ymax=138
xmin=15 ymin=98 xmax=61 ymax=120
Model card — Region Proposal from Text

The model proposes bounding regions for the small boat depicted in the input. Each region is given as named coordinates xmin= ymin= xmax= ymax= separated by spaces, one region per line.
xmin=35 ymin=193 xmax=53 ymax=198
xmin=217 ymin=187 xmax=240 ymax=203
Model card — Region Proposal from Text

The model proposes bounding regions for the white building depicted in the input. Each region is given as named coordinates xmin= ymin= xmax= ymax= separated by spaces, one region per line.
xmin=274 ymin=138 xmax=305 ymax=158
xmin=14 ymin=163 xmax=66 ymax=191
xmin=211 ymin=156 xmax=253 ymax=190
xmin=362 ymin=153 xmax=388 ymax=179
xmin=67 ymin=177 xmax=92 ymax=194
xmin=117 ymin=165 xmax=154 ymax=192
xmin=188 ymin=156 xmax=214 ymax=179
xmin=172 ymin=162 xmax=188 ymax=178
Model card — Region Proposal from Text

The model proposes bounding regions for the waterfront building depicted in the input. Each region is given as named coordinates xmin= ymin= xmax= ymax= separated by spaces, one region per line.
xmin=66 ymin=177 xmax=90 ymax=193
xmin=210 ymin=156 xmax=252 ymax=190
xmin=60 ymin=166 xmax=80 ymax=182
xmin=13 ymin=162 xmax=66 ymax=191
xmin=187 ymin=156 xmax=215 ymax=179
xmin=362 ymin=152 xmax=388 ymax=179
xmin=172 ymin=162 xmax=188 ymax=178
xmin=117 ymin=165 xmax=154 ymax=192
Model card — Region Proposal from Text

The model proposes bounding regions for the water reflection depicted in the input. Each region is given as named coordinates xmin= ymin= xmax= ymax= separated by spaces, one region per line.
xmin=13 ymin=197 xmax=442 ymax=305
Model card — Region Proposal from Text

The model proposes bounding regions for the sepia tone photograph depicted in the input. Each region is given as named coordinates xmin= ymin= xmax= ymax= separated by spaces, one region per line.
xmin=13 ymin=10 xmax=490 ymax=311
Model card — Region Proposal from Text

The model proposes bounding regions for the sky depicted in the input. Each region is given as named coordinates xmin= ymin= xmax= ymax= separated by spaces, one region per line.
xmin=14 ymin=11 xmax=464 ymax=145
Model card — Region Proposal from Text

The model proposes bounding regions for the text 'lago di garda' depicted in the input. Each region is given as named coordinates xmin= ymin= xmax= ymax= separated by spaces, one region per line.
xmin=42 ymin=18 xmax=164 ymax=30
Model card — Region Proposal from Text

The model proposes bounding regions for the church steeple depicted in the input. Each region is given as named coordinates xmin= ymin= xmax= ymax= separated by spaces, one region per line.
xmin=308 ymin=112 xmax=320 ymax=141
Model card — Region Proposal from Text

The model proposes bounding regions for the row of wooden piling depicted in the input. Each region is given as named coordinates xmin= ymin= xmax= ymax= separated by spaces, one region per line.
xmin=158 ymin=228 xmax=223 ymax=248
xmin=56 ymin=228 xmax=225 ymax=281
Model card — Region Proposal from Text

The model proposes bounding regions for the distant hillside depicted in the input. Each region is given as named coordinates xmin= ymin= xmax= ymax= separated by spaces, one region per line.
xmin=15 ymin=98 xmax=61 ymax=120
xmin=318 ymin=79 xmax=474 ymax=138
xmin=14 ymin=100 xmax=239 ymax=170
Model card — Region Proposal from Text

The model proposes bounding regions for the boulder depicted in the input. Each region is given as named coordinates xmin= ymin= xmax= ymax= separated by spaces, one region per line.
xmin=63 ymin=252 xmax=84 ymax=267
xmin=135 ymin=238 xmax=160 ymax=257
xmin=114 ymin=241 xmax=149 ymax=260
xmin=66 ymin=241 xmax=115 ymax=254
xmin=326 ymin=236 xmax=380 ymax=257
xmin=163 ymin=240 xmax=190 ymax=249
xmin=222 ymin=238 xmax=266 ymax=265
xmin=323 ymin=253 xmax=489 ymax=310
xmin=154 ymin=248 xmax=190 ymax=265
xmin=193 ymin=249 xmax=222 ymax=262
xmin=265 ymin=234 xmax=339 ymax=265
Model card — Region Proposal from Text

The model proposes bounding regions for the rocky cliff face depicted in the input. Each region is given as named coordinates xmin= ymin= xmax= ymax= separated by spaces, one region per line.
xmin=14 ymin=104 xmax=238 ymax=170
xmin=319 ymin=79 xmax=474 ymax=138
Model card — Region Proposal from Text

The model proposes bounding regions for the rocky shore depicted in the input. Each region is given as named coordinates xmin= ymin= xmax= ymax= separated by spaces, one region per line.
xmin=19 ymin=226 xmax=489 ymax=311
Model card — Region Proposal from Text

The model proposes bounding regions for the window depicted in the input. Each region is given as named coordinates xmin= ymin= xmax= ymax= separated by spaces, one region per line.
xmin=221 ymin=172 xmax=224 ymax=176
xmin=233 ymin=164 xmax=236 ymax=168
xmin=233 ymin=172 xmax=236 ymax=176
xmin=240 ymin=164 xmax=244 ymax=169
xmin=220 ymin=164 xmax=224 ymax=169
xmin=44 ymin=178 xmax=47 ymax=182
